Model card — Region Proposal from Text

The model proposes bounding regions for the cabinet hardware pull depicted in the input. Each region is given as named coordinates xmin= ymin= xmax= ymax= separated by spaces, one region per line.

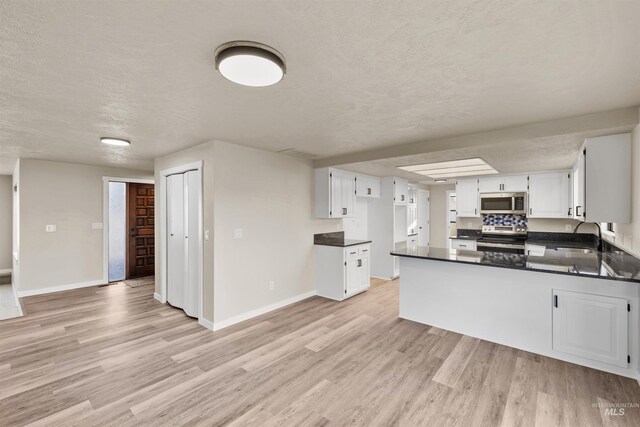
xmin=529 ymin=208 xmax=532 ymax=215
xmin=367 ymin=188 xmax=371 ymax=195
xmin=342 ymin=207 xmax=347 ymax=215
xmin=575 ymin=206 xmax=582 ymax=217
xmin=350 ymin=251 xmax=356 ymax=255
xmin=568 ymin=207 xmax=572 ymax=216
xmin=357 ymin=259 xmax=362 ymax=267
xmin=362 ymin=249 xmax=368 ymax=252
xmin=554 ymin=295 xmax=558 ymax=308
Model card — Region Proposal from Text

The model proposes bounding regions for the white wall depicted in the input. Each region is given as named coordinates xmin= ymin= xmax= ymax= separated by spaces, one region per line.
xmin=17 ymin=159 xmax=152 ymax=294
xmin=0 ymin=175 xmax=12 ymax=272
xmin=212 ymin=141 xmax=341 ymax=325
xmin=342 ymin=198 xmax=367 ymax=240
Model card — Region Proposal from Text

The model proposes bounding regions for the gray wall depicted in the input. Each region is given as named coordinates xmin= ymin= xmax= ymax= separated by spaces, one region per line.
xmin=0 ymin=175 xmax=12 ymax=271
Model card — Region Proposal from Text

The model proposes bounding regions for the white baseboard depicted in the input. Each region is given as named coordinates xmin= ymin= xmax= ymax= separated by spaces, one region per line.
xmin=0 ymin=268 xmax=12 ymax=277
xmin=198 ymin=317 xmax=214 ymax=331
xmin=153 ymin=293 xmax=163 ymax=302
xmin=11 ymin=283 xmax=23 ymax=317
xmin=213 ymin=290 xmax=316 ymax=331
xmin=17 ymin=279 xmax=105 ymax=297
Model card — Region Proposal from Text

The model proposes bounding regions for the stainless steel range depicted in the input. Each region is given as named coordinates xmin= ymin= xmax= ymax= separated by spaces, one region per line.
xmin=477 ymin=225 xmax=527 ymax=254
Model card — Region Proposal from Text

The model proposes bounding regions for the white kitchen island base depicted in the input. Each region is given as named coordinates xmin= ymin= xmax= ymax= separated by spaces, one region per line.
xmin=398 ymin=256 xmax=640 ymax=379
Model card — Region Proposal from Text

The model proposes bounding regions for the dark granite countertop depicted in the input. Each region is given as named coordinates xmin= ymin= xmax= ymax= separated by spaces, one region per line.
xmin=314 ymin=232 xmax=371 ymax=248
xmin=391 ymin=240 xmax=640 ymax=284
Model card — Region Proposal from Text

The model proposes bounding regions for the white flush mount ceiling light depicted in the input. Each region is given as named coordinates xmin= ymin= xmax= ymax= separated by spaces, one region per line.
xmin=398 ymin=158 xmax=498 ymax=179
xmin=215 ymin=41 xmax=286 ymax=87
xmin=100 ymin=137 xmax=130 ymax=146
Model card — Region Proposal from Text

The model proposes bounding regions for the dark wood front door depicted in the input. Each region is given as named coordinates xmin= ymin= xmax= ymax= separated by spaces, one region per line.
xmin=127 ymin=183 xmax=155 ymax=278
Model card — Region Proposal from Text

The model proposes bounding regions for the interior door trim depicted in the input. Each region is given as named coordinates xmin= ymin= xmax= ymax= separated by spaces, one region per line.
xmin=159 ymin=161 xmax=204 ymax=326
xmin=102 ymin=176 xmax=155 ymax=286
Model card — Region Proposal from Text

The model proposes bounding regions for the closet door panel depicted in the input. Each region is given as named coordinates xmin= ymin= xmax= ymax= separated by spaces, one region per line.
xmin=167 ymin=174 xmax=185 ymax=309
xmin=184 ymin=170 xmax=201 ymax=318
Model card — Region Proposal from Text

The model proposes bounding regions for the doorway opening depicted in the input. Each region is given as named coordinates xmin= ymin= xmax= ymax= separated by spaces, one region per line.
xmin=103 ymin=178 xmax=156 ymax=284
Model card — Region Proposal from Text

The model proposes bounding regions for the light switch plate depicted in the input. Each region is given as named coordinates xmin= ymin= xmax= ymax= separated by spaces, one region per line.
xmin=204 ymin=230 xmax=210 ymax=241
xmin=45 ymin=224 xmax=56 ymax=232
xmin=233 ymin=228 xmax=243 ymax=239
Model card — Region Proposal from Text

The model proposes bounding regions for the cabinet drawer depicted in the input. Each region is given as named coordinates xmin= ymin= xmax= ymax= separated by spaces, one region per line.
xmin=451 ymin=239 xmax=477 ymax=250
xmin=345 ymin=248 xmax=359 ymax=260
xmin=358 ymin=245 xmax=370 ymax=257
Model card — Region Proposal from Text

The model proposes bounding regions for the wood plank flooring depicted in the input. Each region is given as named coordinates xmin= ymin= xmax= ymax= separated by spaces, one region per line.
xmin=1 ymin=278 xmax=639 ymax=426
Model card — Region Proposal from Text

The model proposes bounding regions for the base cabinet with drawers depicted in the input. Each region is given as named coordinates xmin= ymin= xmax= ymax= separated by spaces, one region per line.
xmin=315 ymin=243 xmax=371 ymax=301
xmin=451 ymin=238 xmax=477 ymax=251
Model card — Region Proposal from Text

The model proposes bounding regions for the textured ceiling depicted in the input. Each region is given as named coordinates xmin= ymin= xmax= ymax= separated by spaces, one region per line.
xmin=1 ymin=0 xmax=640 ymax=175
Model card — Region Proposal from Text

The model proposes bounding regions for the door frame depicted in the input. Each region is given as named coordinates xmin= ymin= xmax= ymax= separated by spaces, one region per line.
xmin=417 ymin=189 xmax=430 ymax=247
xmin=102 ymin=177 xmax=155 ymax=284
xmin=158 ymin=161 xmax=203 ymax=322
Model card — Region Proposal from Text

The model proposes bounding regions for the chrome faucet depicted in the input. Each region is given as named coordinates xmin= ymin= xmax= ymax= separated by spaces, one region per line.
xmin=573 ymin=221 xmax=603 ymax=252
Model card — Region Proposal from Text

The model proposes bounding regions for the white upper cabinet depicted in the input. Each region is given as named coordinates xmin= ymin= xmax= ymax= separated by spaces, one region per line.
xmin=478 ymin=176 xmax=502 ymax=193
xmin=407 ymin=184 xmax=417 ymax=205
xmin=478 ymin=175 xmax=528 ymax=193
xmin=573 ymin=134 xmax=631 ymax=223
xmin=355 ymin=174 xmax=380 ymax=198
xmin=314 ymin=168 xmax=356 ymax=218
xmin=528 ymin=171 xmax=571 ymax=218
xmin=456 ymin=178 xmax=480 ymax=217
xmin=502 ymin=175 xmax=529 ymax=192
xmin=394 ymin=178 xmax=409 ymax=205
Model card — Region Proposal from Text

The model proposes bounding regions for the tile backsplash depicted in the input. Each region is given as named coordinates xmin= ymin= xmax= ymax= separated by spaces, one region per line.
xmin=483 ymin=214 xmax=527 ymax=227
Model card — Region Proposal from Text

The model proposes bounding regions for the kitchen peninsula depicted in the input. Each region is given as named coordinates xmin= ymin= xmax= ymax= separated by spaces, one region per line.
xmin=391 ymin=239 xmax=640 ymax=379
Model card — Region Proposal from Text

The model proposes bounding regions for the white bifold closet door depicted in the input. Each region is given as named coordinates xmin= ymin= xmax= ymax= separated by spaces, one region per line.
xmin=167 ymin=170 xmax=201 ymax=318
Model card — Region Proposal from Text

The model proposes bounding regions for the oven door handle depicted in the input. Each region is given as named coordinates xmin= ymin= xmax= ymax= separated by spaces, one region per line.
xmin=477 ymin=242 xmax=525 ymax=250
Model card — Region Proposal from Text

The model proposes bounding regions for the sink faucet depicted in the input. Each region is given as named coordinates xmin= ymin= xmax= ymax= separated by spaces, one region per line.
xmin=572 ymin=221 xmax=603 ymax=252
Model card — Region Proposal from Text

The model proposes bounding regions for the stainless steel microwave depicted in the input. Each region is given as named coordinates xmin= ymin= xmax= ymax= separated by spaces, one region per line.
xmin=480 ymin=192 xmax=527 ymax=215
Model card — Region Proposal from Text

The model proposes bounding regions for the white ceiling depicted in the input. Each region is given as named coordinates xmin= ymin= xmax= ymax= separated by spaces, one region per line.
xmin=1 ymin=1 xmax=640 ymax=175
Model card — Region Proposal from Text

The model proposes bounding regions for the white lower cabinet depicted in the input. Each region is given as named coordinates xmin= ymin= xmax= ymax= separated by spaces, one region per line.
xmin=315 ymin=243 xmax=371 ymax=301
xmin=552 ymin=290 xmax=629 ymax=368
xmin=451 ymin=239 xmax=477 ymax=251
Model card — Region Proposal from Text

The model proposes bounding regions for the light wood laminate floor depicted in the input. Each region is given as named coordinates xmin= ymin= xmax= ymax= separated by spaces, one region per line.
xmin=1 ymin=278 xmax=639 ymax=426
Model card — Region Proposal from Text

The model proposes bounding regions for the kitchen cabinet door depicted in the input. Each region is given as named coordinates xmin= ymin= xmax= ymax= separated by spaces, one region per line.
xmin=394 ymin=178 xmax=408 ymax=204
xmin=345 ymin=258 xmax=360 ymax=296
xmin=356 ymin=174 xmax=380 ymax=198
xmin=502 ymin=175 xmax=529 ymax=192
xmin=359 ymin=257 xmax=370 ymax=291
xmin=552 ymin=290 xmax=628 ymax=367
xmin=407 ymin=205 xmax=417 ymax=235
xmin=456 ymin=178 xmax=479 ymax=217
xmin=573 ymin=150 xmax=586 ymax=220
xmin=407 ymin=185 xmax=417 ymax=205
xmin=478 ymin=177 xmax=502 ymax=193
xmin=341 ymin=173 xmax=355 ymax=218
xmin=528 ymin=172 xmax=571 ymax=218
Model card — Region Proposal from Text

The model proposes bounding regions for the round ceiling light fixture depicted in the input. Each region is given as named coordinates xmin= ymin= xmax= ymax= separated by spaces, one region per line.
xmin=100 ymin=137 xmax=130 ymax=146
xmin=214 ymin=41 xmax=286 ymax=87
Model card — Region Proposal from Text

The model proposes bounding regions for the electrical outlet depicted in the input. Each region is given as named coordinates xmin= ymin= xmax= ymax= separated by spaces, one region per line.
xmin=467 ymin=222 xmax=472 ymax=228
xmin=565 ymin=224 xmax=572 ymax=232
xmin=269 ymin=281 xmax=275 ymax=290
xmin=92 ymin=222 xmax=103 ymax=230
xmin=45 ymin=224 xmax=56 ymax=232
xmin=233 ymin=228 xmax=242 ymax=239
